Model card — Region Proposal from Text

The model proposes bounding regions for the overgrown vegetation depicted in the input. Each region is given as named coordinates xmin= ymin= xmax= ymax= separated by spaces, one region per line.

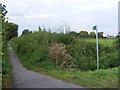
xmin=1 ymin=4 xmax=18 ymax=88
xmin=10 ymin=30 xmax=119 ymax=88
xmin=9 ymin=50 xmax=119 ymax=88
xmin=2 ymin=21 xmax=13 ymax=88
xmin=11 ymin=24 xmax=119 ymax=88
xmin=2 ymin=41 xmax=12 ymax=88
xmin=11 ymin=30 xmax=119 ymax=70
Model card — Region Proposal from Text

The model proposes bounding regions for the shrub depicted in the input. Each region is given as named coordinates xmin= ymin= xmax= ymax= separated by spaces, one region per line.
xmin=100 ymin=50 xmax=119 ymax=69
xmin=11 ymin=31 xmax=119 ymax=71
xmin=11 ymin=32 xmax=49 ymax=63
xmin=49 ymin=44 xmax=71 ymax=67
xmin=67 ymin=40 xmax=118 ymax=70
xmin=57 ymin=33 xmax=76 ymax=45
xmin=79 ymin=31 xmax=89 ymax=38
xmin=75 ymin=56 xmax=96 ymax=70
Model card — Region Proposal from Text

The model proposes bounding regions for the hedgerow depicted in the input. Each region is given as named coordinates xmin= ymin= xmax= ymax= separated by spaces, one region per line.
xmin=11 ymin=31 xmax=119 ymax=71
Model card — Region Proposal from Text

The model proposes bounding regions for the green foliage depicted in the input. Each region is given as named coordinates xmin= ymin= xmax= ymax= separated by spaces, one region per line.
xmin=98 ymin=32 xmax=103 ymax=38
xmin=69 ymin=31 xmax=78 ymax=38
xmin=90 ymin=32 xmax=95 ymax=38
xmin=100 ymin=51 xmax=119 ymax=69
xmin=2 ymin=45 xmax=11 ymax=74
xmin=2 ymin=33 xmax=12 ymax=88
xmin=11 ymin=31 xmax=76 ymax=66
xmin=1 ymin=4 xmax=13 ymax=88
xmin=79 ymin=31 xmax=89 ymax=38
xmin=57 ymin=33 xmax=76 ymax=45
xmin=68 ymin=39 xmax=119 ymax=70
xmin=4 ymin=22 xmax=18 ymax=40
xmin=11 ymin=30 xmax=119 ymax=71
xmin=10 ymin=30 xmax=119 ymax=88
xmin=22 ymin=29 xmax=32 ymax=35
xmin=114 ymin=37 xmax=120 ymax=49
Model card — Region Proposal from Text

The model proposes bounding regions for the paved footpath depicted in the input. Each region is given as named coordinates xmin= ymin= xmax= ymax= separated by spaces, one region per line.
xmin=8 ymin=44 xmax=84 ymax=88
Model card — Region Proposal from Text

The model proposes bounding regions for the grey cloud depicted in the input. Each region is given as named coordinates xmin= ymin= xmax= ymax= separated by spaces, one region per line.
xmin=2 ymin=0 xmax=119 ymax=36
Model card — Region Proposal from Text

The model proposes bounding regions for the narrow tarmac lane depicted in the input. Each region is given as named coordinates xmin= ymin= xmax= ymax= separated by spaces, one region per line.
xmin=8 ymin=44 xmax=83 ymax=88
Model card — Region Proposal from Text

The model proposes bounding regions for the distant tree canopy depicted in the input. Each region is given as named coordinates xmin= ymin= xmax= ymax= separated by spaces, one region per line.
xmin=116 ymin=32 xmax=120 ymax=38
xmin=69 ymin=31 xmax=78 ymax=38
xmin=90 ymin=32 xmax=96 ymax=38
xmin=79 ymin=31 xmax=89 ymax=38
xmin=69 ymin=31 xmax=104 ymax=38
xmin=98 ymin=32 xmax=103 ymax=38
xmin=38 ymin=26 xmax=42 ymax=31
xmin=22 ymin=29 xmax=32 ymax=35
xmin=4 ymin=22 xmax=18 ymax=40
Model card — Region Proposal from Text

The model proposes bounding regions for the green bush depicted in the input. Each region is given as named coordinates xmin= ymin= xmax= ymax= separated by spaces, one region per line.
xmin=11 ymin=31 xmax=75 ymax=64
xmin=100 ymin=50 xmax=118 ymax=69
xmin=57 ymin=33 xmax=76 ymax=45
xmin=11 ymin=33 xmax=49 ymax=63
xmin=11 ymin=31 xmax=119 ymax=71
xmin=67 ymin=40 xmax=119 ymax=70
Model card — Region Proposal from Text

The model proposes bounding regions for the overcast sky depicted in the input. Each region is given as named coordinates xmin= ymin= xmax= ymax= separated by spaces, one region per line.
xmin=1 ymin=0 xmax=119 ymax=36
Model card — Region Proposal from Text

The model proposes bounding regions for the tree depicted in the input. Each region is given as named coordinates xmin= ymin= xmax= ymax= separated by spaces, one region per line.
xmin=1 ymin=4 xmax=18 ymax=41
xmin=22 ymin=29 xmax=32 ymax=35
xmin=116 ymin=32 xmax=120 ymax=38
xmin=98 ymin=32 xmax=103 ymax=38
xmin=5 ymin=22 xmax=18 ymax=40
xmin=90 ymin=32 xmax=96 ymax=38
xmin=69 ymin=31 xmax=78 ymax=38
xmin=79 ymin=31 xmax=89 ymax=38
xmin=43 ymin=28 xmax=46 ymax=31
xmin=38 ymin=26 xmax=42 ymax=31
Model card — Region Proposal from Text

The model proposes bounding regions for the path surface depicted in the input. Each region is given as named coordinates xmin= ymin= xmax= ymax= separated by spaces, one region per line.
xmin=8 ymin=44 xmax=83 ymax=88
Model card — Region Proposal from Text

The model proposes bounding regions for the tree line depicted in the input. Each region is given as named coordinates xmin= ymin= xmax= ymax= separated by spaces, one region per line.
xmin=69 ymin=31 xmax=103 ymax=38
xmin=22 ymin=27 xmax=104 ymax=38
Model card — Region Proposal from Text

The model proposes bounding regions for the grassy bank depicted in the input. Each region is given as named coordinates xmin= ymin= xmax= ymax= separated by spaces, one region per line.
xmin=31 ymin=67 xmax=118 ymax=88
xmin=12 ymin=51 xmax=118 ymax=88
xmin=17 ymin=53 xmax=119 ymax=88
xmin=10 ymin=31 xmax=119 ymax=88
xmin=2 ymin=43 xmax=13 ymax=88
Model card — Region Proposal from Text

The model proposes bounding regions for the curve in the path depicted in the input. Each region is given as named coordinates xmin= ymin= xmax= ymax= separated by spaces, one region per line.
xmin=8 ymin=44 xmax=84 ymax=88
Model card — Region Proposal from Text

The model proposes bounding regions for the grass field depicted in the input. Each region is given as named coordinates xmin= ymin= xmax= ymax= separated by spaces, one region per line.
xmin=84 ymin=39 xmax=116 ymax=47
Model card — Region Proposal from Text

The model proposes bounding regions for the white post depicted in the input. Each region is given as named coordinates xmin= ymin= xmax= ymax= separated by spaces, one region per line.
xmin=64 ymin=27 xmax=65 ymax=34
xmin=96 ymin=25 xmax=99 ymax=70
xmin=64 ymin=25 xmax=66 ymax=34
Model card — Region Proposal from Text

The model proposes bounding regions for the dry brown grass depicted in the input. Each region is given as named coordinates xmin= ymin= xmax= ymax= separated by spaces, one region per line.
xmin=49 ymin=44 xmax=71 ymax=67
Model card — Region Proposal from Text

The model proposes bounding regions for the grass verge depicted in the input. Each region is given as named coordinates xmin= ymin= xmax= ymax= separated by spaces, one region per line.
xmin=2 ymin=44 xmax=13 ymax=88
xmin=16 ymin=52 xmax=118 ymax=88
